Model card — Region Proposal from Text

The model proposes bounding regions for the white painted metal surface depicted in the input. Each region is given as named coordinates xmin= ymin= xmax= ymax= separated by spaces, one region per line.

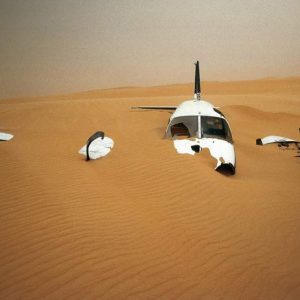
xmin=133 ymin=98 xmax=236 ymax=173
xmin=174 ymin=138 xmax=235 ymax=170
xmin=171 ymin=100 xmax=221 ymax=119
xmin=0 ymin=132 xmax=14 ymax=141
xmin=79 ymin=137 xmax=114 ymax=159
xmin=259 ymin=135 xmax=298 ymax=145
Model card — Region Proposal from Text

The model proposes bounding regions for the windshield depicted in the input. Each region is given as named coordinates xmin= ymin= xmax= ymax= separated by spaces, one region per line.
xmin=165 ymin=116 xmax=198 ymax=138
xmin=165 ymin=115 xmax=233 ymax=143
xmin=201 ymin=116 xmax=233 ymax=143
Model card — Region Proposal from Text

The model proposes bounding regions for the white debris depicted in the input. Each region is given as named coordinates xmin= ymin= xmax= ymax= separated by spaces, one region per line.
xmin=173 ymin=138 xmax=235 ymax=170
xmin=257 ymin=135 xmax=298 ymax=145
xmin=79 ymin=137 xmax=114 ymax=160
xmin=0 ymin=132 xmax=14 ymax=141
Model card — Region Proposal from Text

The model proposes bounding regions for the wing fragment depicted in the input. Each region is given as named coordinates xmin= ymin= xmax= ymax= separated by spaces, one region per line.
xmin=132 ymin=106 xmax=177 ymax=110
xmin=0 ymin=132 xmax=14 ymax=141
xmin=256 ymin=135 xmax=299 ymax=145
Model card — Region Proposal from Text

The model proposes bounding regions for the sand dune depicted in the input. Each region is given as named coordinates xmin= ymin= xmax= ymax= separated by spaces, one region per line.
xmin=1 ymin=78 xmax=300 ymax=299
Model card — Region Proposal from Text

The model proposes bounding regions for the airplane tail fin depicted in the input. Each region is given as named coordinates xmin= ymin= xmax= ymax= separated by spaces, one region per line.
xmin=194 ymin=61 xmax=201 ymax=100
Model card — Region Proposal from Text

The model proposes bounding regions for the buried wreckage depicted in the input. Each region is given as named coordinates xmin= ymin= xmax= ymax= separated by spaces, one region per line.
xmin=132 ymin=61 xmax=236 ymax=175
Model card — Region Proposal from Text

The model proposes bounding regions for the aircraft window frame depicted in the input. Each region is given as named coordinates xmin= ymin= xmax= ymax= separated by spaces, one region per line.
xmin=166 ymin=116 xmax=198 ymax=138
xmin=200 ymin=116 xmax=233 ymax=143
xmin=165 ymin=115 xmax=233 ymax=144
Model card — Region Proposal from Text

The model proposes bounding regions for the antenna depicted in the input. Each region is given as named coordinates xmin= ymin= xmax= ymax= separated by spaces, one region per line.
xmin=194 ymin=61 xmax=201 ymax=100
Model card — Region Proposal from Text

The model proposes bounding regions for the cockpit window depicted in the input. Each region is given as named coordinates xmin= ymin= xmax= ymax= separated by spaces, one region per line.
xmin=165 ymin=116 xmax=198 ymax=138
xmin=165 ymin=115 xmax=233 ymax=143
xmin=201 ymin=116 xmax=233 ymax=143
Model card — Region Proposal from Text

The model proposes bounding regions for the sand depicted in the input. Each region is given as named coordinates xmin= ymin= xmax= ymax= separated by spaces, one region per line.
xmin=1 ymin=78 xmax=300 ymax=299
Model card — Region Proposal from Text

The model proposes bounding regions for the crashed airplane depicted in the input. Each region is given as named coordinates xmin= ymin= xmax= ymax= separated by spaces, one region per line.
xmin=133 ymin=61 xmax=236 ymax=174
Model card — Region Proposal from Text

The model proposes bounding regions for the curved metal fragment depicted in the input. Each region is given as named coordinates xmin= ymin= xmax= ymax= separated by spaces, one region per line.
xmin=86 ymin=131 xmax=105 ymax=161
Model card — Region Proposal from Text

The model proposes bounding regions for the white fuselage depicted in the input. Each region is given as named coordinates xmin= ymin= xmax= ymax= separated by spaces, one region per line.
xmin=166 ymin=99 xmax=236 ymax=172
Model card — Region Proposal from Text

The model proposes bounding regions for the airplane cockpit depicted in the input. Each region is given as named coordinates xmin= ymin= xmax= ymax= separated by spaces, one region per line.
xmin=165 ymin=115 xmax=233 ymax=144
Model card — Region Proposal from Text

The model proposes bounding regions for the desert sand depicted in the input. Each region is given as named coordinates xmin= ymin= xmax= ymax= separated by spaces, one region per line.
xmin=1 ymin=78 xmax=300 ymax=299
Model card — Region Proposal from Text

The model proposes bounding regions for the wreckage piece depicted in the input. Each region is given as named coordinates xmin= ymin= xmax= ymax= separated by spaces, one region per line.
xmin=168 ymin=100 xmax=236 ymax=174
xmin=79 ymin=131 xmax=114 ymax=161
xmin=0 ymin=132 xmax=14 ymax=141
xmin=256 ymin=135 xmax=300 ymax=159
xmin=86 ymin=131 xmax=104 ymax=161
xmin=132 ymin=106 xmax=177 ymax=111
xmin=173 ymin=138 xmax=235 ymax=174
xmin=256 ymin=135 xmax=299 ymax=146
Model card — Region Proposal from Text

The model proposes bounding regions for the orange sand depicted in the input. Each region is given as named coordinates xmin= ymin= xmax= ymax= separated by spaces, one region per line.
xmin=1 ymin=78 xmax=300 ymax=299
